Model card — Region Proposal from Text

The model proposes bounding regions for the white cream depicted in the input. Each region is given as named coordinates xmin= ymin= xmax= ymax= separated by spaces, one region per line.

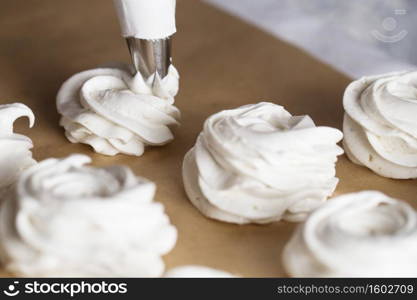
xmin=343 ymin=71 xmax=417 ymax=179
xmin=183 ymin=102 xmax=344 ymax=224
xmin=57 ymin=65 xmax=180 ymax=156
xmin=164 ymin=266 xmax=234 ymax=278
xmin=113 ymin=0 xmax=176 ymax=39
xmin=0 ymin=154 xmax=177 ymax=277
xmin=283 ymin=191 xmax=417 ymax=277
xmin=0 ymin=103 xmax=36 ymax=196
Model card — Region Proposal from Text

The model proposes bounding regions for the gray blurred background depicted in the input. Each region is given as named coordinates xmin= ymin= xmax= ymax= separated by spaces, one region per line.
xmin=205 ymin=0 xmax=417 ymax=78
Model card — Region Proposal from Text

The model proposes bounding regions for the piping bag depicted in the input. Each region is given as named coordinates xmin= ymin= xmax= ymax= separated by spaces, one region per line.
xmin=113 ymin=0 xmax=176 ymax=80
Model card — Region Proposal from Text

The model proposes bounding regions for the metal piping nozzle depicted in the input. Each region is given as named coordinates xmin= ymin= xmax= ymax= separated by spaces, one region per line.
xmin=126 ymin=37 xmax=172 ymax=79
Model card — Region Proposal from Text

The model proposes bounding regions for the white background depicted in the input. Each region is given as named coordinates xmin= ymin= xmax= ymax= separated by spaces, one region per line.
xmin=205 ymin=0 xmax=417 ymax=78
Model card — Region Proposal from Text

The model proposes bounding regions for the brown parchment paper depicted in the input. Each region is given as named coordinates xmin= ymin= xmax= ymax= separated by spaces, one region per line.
xmin=0 ymin=0 xmax=416 ymax=277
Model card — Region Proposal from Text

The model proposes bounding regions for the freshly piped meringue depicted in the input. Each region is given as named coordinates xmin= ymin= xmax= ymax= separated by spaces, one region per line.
xmin=0 ymin=155 xmax=177 ymax=277
xmin=0 ymin=103 xmax=36 ymax=195
xmin=283 ymin=191 xmax=417 ymax=277
xmin=183 ymin=102 xmax=344 ymax=224
xmin=164 ymin=265 xmax=234 ymax=278
xmin=57 ymin=65 xmax=180 ymax=156
xmin=343 ymin=71 xmax=417 ymax=179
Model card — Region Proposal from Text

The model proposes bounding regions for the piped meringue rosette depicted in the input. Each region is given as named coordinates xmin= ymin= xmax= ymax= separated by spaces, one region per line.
xmin=164 ymin=265 xmax=235 ymax=278
xmin=57 ymin=65 xmax=180 ymax=156
xmin=0 ymin=155 xmax=177 ymax=277
xmin=283 ymin=191 xmax=417 ymax=277
xmin=183 ymin=102 xmax=344 ymax=224
xmin=343 ymin=71 xmax=417 ymax=179
xmin=0 ymin=103 xmax=36 ymax=195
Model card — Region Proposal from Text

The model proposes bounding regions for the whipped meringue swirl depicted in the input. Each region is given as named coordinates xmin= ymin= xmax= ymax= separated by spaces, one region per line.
xmin=283 ymin=191 xmax=417 ymax=277
xmin=164 ymin=265 xmax=235 ymax=278
xmin=0 ymin=155 xmax=177 ymax=277
xmin=57 ymin=65 xmax=180 ymax=156
xmin=0 ymin=103 xmax=36 ymax=195
xmin=183 ymin=102 xmax=344 ymax=224
xmin=344 ymin=71 xmax=417 ymax=178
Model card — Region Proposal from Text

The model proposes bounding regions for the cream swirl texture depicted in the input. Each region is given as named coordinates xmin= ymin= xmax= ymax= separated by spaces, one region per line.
xmin=164 ymin=265 xmax=235 ymax=278
xmin=57 ymin=65 xmax=180 ymax=156
xmin=0 ymin=103 xmax=36 ymax=195
xmin=283 ymin=191 xmax=417 ymax=277
xmin=0 ymin=155 xmax=177 ymax=277
xmin=343 ymin=71 xmax=417 ymax=178
xmin=183 ymin=102 xmax=344 ymax=224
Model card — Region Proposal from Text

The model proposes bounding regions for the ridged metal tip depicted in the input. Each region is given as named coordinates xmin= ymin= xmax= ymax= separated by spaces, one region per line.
xmin=126 ymin=37 xmax=172 ymax=79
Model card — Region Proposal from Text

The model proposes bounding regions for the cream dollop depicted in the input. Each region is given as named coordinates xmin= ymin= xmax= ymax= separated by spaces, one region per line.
xmin=164 ymin=265 xmax=235 ymax=278
xmin=283 ymin=191 xmax=417 ymax=277
xmin=57 ymin=65 xmax=180 ymax=156
xmin=183 ymin=102 xmax=344 ymax=224
xmin=0 ymin=154 xmax=177 ymax=277
xmin=343 ymin=71 xmax=417 ymax=179
xmin=0 ymin=103 xmax=36 ymax=195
